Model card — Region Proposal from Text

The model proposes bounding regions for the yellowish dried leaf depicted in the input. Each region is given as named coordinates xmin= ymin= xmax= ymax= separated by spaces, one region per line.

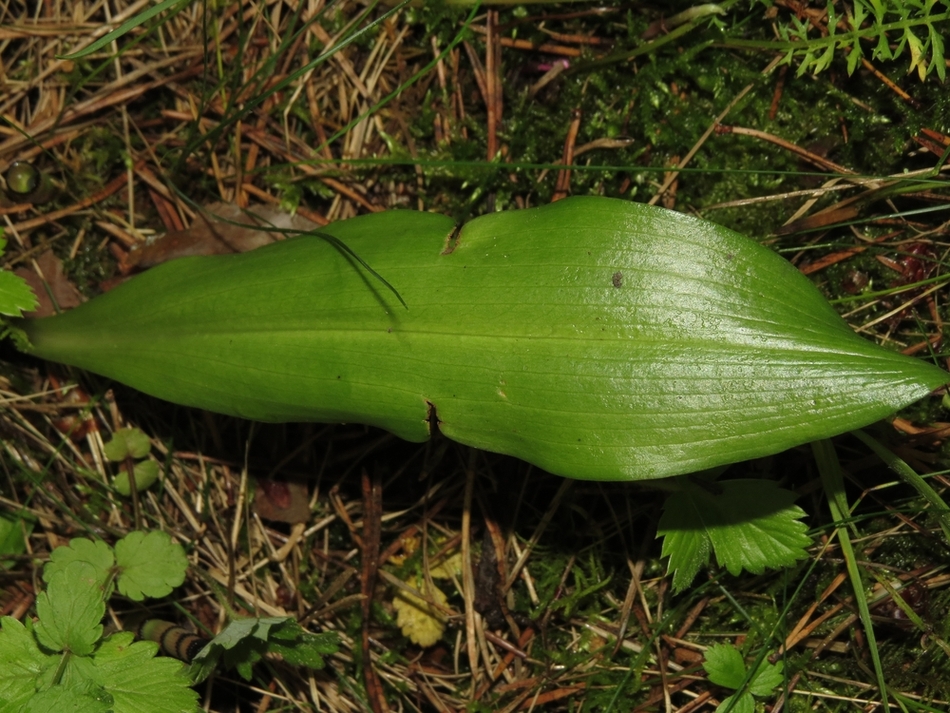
xmin=387 ymin=535 xmax=419 ymax=566
xmin=430 ymin=551 xmax=462 ymax=580
xmin=392 ymin=577 xmax=447 ymax=648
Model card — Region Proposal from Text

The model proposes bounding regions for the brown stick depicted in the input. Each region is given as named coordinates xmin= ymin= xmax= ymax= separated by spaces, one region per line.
xmin=360 ymin=469 xmax=389 ymax=713
xmin=716 ymin=124 xmax=854 ymax=175
xmin=552 ymin=110 xmax=581 ymax=202
xmin=486 ymin=10 xmax=503 ymax=162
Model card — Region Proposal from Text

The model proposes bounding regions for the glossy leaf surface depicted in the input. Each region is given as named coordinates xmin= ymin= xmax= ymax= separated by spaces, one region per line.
xmin=21 ymin=197 xmax=946 ymax=480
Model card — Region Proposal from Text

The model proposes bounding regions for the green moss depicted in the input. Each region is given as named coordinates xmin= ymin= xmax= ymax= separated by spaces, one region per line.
xmin=61 ymin=240 xmax=117 ymax=299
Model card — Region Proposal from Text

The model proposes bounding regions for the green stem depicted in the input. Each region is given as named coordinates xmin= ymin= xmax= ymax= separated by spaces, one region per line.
xmin=49 ymin=652 xmax=71 ymax=687
xmin=812 ymin=439 xmax=892 ymax=710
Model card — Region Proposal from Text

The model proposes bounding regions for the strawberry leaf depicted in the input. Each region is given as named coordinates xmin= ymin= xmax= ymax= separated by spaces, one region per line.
xmin=93 ymin=632 xmax=199 ymax=713
xmin=658 ymin=480 xmax=811 ymax=593
xmin=34 ymin=562 xmax=105 ymax=656
xmin=0 ymin=617 xmax=59 ymax=709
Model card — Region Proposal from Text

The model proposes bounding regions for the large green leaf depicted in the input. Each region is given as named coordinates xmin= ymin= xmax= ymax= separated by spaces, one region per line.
xmin=19 ymin=197 xmax=946 ymax=481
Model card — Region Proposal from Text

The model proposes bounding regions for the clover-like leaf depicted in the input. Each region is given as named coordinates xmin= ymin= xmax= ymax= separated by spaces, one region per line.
xmin=705 ymin=643 xmax=784 ymax=706
xmin=748 ymin=657 xmax=784 ymax=697
xmin=657 ymin=524 xmax=710 ymax=594
xmin=114 ymin=460 xmax=161 ymax=497
xmin=704 ymin=482 xmax=812 ymax=576
xmin=715 ymin=692 xmax=753 ymax=713
xmin=44 ymin=538 xmax=115 ymax=592
xmin=103 ymin=427 xmax=151 ymax=461
xmin=114 ymin=531 xmax=187 ymax=601
xmin=705 ymin=643 xmax=747 ymax=689
xmin=216 ymin=617 xmax=292 ymax=654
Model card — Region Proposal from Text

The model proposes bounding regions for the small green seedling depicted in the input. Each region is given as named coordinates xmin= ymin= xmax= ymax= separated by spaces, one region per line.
xmin=704 ymin=643 xmax=784 ymax=713
xmin=103 ymin=427 xmax=160 ymax=496
xmin=0 ymin=531 xmax=195 ymax=713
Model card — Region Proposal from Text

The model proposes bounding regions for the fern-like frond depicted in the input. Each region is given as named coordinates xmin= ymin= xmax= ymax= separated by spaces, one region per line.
xmin=743 ymin=0 xmax=949 ymax=80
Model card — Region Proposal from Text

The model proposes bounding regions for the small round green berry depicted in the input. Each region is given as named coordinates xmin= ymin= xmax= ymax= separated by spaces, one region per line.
xmin=6 ymin=161 xmax=40 ymax=196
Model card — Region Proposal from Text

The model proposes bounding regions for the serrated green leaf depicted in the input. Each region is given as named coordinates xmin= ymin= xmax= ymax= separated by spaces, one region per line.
xmin=93 ymin=633 xmax=200 ymax=713
xmin=705 ymin=643 xmax=783 ymax=706
xmin=714 ymin=692 xmax=754 ymax=713
xmin=34 ymin=562 xmax=105 ymax=656
xmin=749 ymin=657 xmax=784 ymax=697
xmin=23 ymin=685 xmax=111 ymax=713
xmin=705 ymin=643 xmax=747 ymax=689
xmin=44 ymin=539 xmax=115 ymax=593
xmin=58 ymin=653 xmax=104 ymax=694
xmin=0 ymin=617 xmax=59 ymax=710
xmin=658 ymin=504 xmax=712 ymax=593
xmin=705 ymin=482 xmax=811 ymax=576
xmin=266 ymin=622 xmax=337 ymax=671
xmin=186 ymin=651 xmax=218 ymax=684
xmin=103 ymin=427 xmax=152 ymax=461
xmin=189 ymin=617 xmax=293 ymax=684
xmin=658 ymin=480 xmax=811 ymax=591
xmin=200 ymin=617 xmax=289 ymax=652
xmin=269 ymin=636 xmax=334 ymax=670
xmin=0 ymin=269 xmax=38 ymax=318
xmin=114 ymin=531 xmax=187 ymax=601
xmin=20 ymin=198 xmax=947 ymax=482
xmin=93 ymin=630 xmax=137 ymax=656
xmin=114 ymin=460 xmax=161 ymax=497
